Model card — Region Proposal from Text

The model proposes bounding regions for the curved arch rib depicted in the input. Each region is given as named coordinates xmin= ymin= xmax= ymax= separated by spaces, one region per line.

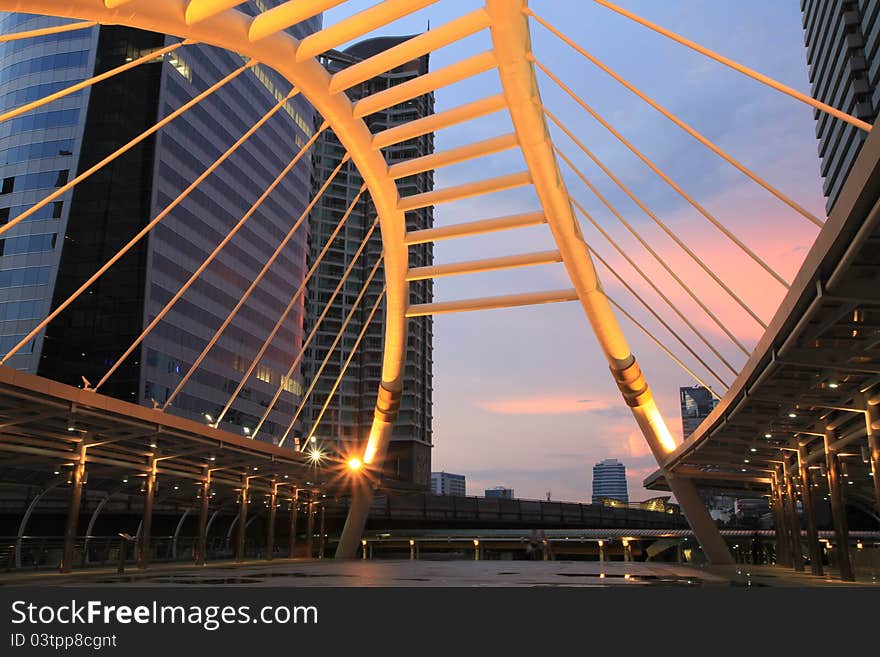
xmin=488 ymin=0 xmax=732 ymax=565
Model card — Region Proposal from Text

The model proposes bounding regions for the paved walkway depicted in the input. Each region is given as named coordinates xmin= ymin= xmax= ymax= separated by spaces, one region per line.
xmin=2 ymin=559 xmax=877 ymax=587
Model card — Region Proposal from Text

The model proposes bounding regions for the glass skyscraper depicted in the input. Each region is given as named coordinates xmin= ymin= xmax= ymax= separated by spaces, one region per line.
xmin=592 ymin=458 xmax=628 ymax=504
xmin=679 ymin=385 xmax=718 ymax=438
xmin=303 ymin=37 xmax=434 ymax=486
xmin=0 ymin=5 xmax=319 ymax=442
xmin=802 ymin=0 xmax=880 ymax=212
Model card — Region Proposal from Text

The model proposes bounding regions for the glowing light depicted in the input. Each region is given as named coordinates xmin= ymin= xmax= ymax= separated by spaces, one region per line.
xmin=347 ymin=457 xmax=363 ymax=472
xmin=308 ymin=448 xmax=324 ymax=464
xmin=204 ymin=413 xmax=213 ymax=423
xmin=828 ymin=382 xmax=839 ymax=389
xmin=473 ymin=539 xmax=480 ymax=547
xmin=645 ymin=404 xmax=677 ymax=452
xmin=764 ymin=433 xmax=772 ymax=438
xmin=750 ymin=448 xmax=757 ymax=453
xmin=788 ymin=413 xmax=797 ymax=418
xmin=409 ymin=539 xmax=415 ymax=546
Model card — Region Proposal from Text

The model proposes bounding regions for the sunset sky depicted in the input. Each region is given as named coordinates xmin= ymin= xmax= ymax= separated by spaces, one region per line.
xmin=328 ymin=1 xmax=827 ymax=501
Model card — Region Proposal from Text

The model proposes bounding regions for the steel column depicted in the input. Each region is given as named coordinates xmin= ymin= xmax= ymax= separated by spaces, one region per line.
xmin=236 ymin=477 xmax=249 ymax=561
xmin=782 ymin=458 xmax=803 ymax=571
xmin=771 ymin=475 xmax=790 ymax=567
xmin=865 ymin=399 xmax=880 ymax=516
xmin=318 ymin=503 xmax=326 ymax=559
xmin=137 ymin=457 xmax=156 ymax=569
xmin=797 ymin=445 xmax=823 ymax=576
xmin=824 ymin=428 xmax=854 ymax=581
xmin=266 ymin=484 xmax=277 ymax=561
xmin=288 ymin=489 xmax=299 ymax=559
xmin=305 ymin=499 xmax=315 ymax=559
xmin=196 ymin=470 xmax=210 ymax=565
xmin=59 ymin=441 xmax=87 ymax=573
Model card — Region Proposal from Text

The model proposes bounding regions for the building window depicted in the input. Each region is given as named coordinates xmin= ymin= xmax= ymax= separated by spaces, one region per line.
xmin=1 ymin=177 xmax=13 ymax=194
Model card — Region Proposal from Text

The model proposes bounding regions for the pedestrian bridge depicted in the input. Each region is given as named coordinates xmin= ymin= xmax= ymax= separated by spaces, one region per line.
xmin=0 ymin=1 xmax=877 ymax=581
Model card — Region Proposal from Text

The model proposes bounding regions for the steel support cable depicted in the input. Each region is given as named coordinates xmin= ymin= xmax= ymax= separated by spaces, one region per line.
xmin=558 ymin=146 xmax=750 ymax=359
xmin=585 ymin=242 xmax=729 ymax=391
xmin=0 ymin=20 xmax=96 ymax=42
xmin=305 ymin=287 xmax=387 ymax=443
xmin=568 ymin=192 xmax=738 ymax=377
xmin=160 ymin=125 xmax=335 ymax=412
xmin=279 ymin=254 xmax=386 ymax=448
xmin=93 ymin=91 xmax=312 ymax=392
xmin=0 ymin=60 xmax=254 ymax=241
xmin=536 ymin=79 xmax=789 ymax=289
xmin=545 ymin=106 xmax=768 ymax=330
xmin=250 ymin=198 xmax=374 ymax=440
xmin=605 ymin=292 xmax=722 ymax=400
xmin=213 ymin=155 xmax=354 ymax=426
xmin=526 ymin=10 xmax=824 ymax=228
xmin=0 ymin=40 xmax=188 ymax=125
xmin=588 ymin=0 xmax=873 ymax=133
xmin=0 ymin=62 xmax=258 ymax=365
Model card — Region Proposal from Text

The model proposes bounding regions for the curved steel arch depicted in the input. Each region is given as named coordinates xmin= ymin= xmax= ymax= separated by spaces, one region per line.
xmin=0 ymin=0 xmax=408 ymax=556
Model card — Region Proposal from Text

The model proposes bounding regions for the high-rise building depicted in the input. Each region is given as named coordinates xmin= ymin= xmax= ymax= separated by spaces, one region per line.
xmin=484 ymin=486 xmax=514 ymax=499
xmin=431 ymin=471 xmax=466 ymax=497
xmin=802 ymin=0 xmax=880 ymax=212
xmin=0 ymin=7 xmax=319 ymax=442
xmin=592 ymin=458 xmax=628 ymax=504
xmin=680 ymin=385 xmax=718 ymax=438
xmin=303 ymin=37 xmax=434 ymax=485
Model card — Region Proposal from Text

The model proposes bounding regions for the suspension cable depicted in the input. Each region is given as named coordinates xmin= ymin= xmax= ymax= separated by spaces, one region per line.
xmin=0 ymin=41 xmax=189 ymax=124
xmin=605 ymin=292 xmax=722 ymax=400
xmin=212 ymin=155 xmax=354 ymax=425
xmin=93 ymin=91 xmax=312 ymax=391
xmin=547 ymin=109 xmax=767 ymax=330
xmin=0 ymin=61 xmax=255 ymax=239
xmin=0 ymin=21 xmax=96 ymax=42
xmin=279 ymin=255 xmax=385 ymax=448
xmin=527 ymin=10 xmax=824 ymax=228
xmin=585 ymin=242 xmax=729 ymax=390
xmin=250 ymin=202 xmax=375 ymax=440
xmin=559 ymin=147 xmax=751 ymax=358
xmin=569 ymin=194 xmax=738 ymax=377
xmin=0 ymin=63 xmax=260 ymax=365
xmin=587 ymin=0 xmax=872 ymax=132
xmin=160 ymin=124 xmax=334 ymax=411
xmin=305 ymin=287 xmax=387 ymax=443
xmin=539 ymin=87 xmax=789 ymax=289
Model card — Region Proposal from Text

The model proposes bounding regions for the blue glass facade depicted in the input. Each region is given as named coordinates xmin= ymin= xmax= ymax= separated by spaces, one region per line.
xmin=0 ymin=5 xmax=319 ymax=444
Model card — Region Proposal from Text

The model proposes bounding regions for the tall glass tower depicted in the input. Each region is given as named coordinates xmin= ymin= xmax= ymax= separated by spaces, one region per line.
xmin=592 ymin=458 xmax=628 ymax=504
xmin=0 ymin=5 xmax=319 ymax=443
xmin=304 ymin=36 xmax=434 ymax=486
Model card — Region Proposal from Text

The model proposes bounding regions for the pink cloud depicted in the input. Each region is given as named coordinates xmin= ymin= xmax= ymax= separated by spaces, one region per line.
xmin=476 ymin=396 xmax=610 ymax=415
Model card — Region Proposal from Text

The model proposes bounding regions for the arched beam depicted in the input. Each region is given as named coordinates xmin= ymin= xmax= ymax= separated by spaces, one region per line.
xmin=0 ymin=0 xmax=409 ymax=559
xmin=16 ymin=477 xmax=65 ymax=569
xmin=486 ymin=0 xmax=732 ymax=565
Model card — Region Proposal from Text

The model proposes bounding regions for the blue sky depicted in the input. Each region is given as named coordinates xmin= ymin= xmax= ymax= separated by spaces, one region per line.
xmin=326 ymin=1 xmax=827 ymax=501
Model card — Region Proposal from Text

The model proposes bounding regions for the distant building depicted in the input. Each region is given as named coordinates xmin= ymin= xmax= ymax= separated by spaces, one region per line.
xmin=484 ymin=486 xmax=514 ymax=499
xmin=431 ymin=471 xmax=465 ymax=497
xmin=592 ymin=459 xmax=628 ymax=504
xmin=801 ymin=0 xmax=880 ymax=213
xmin=680 ymin=385 xmax=718 ymax=438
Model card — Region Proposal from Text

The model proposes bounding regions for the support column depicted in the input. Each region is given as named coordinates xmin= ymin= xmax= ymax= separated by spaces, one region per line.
xmin=59 ymin=441 xmax=87 ymax=573
xmin=864 ymin=398 xmax=880 ymax=516
xmin=665 ymin=472 xmax=733 ymax=564
xmin=771 ymin=475 xmax=790 ymax=567
xmin=236 ymin=476 xmax=249 ymax=562
xmin=782 ymin=457 xmax=803 ymax=571
xmin=797 ymin=445 xmax=823 ymax=576
xmin=137 ymin=457 xmax=157 ymax=569
xmin=137 ymin=459 xmax=156 ymax=569
xmin=196 ymin=469 xmax=210 ymax=565
xmin=825 ymin=428 xmax=854 ymax=581
xmin=266 ymin=484 xmax=277 ymax=561
xmin=288 ymin=489 xmax=298 ymax=559
xmin=317 ymin=503 xmax=326 ymax=559
xmin=304 ymin=498 xmax=315 ymax=559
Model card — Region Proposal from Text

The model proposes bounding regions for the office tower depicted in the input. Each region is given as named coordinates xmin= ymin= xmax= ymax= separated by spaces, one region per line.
xmin=802 ymin=0 xmax=880 ymax=212
xmin=484 ymin=486 xmax=514 ymax=499
xmin=679 ymin=385 xmax=718 ymax=438
xmin=592 ymin=458 xmax=628 ymax=504
xmin=431 ymin=471 xmax=466 ymax=497
xmin=0 ymin=7 xmax=319 ymax=441
xmin=303 ymin=37 xmax=434 ymax=485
